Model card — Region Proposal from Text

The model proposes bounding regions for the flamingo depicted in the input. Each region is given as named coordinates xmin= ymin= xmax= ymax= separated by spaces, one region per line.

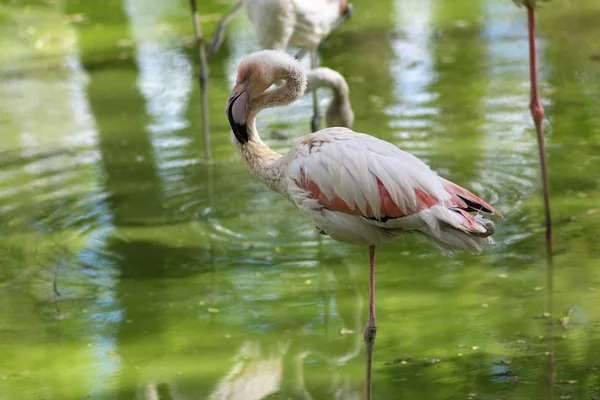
xmin=306 ymin=67 xmax=354 ymax=128
xmin=224 ymin=50 xmax=502 ymax=398
xmin=209 ymin=0 xmax=353 ymax=132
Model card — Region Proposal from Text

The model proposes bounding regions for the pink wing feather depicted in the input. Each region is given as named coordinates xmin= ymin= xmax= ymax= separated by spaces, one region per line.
xmin=300 ymin=170 xmax=501 ymax=224
xmin=289 ymin=129 xmax=501 ymax=235
xmin=441 ymin=179 xmax=503 ymax=218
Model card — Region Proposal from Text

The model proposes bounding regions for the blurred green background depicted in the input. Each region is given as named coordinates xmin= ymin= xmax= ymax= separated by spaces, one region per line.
xmin=1 ymin=0 xmax=600 ymax=399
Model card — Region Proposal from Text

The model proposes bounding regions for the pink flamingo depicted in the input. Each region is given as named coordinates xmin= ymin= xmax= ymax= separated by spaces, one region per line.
xmin=225 ymin=50 xmax=503 ymax=398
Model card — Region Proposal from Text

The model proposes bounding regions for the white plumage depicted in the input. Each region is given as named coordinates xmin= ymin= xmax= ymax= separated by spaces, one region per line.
xmin=209 ymin=0 xmax=351 ymax=55
xmin=283 ymin=128 xmax=496 ymax=253
xmin=245 ymin=0 xmax=348 ymax=51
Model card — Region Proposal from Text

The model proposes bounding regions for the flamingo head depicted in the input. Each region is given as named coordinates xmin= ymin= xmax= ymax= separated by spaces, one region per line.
xmin=226 ymin=50 xmax=305 ymax=143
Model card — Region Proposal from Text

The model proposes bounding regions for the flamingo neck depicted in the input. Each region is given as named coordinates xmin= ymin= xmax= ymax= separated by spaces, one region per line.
xmin=235 ymin=64 xmax=306 ymax=192
xmin=306 ymin=68 xmax=353 ymax=127
xmin=234 ymin=128 xmax=285 ymax=193
xmin=247 ymin=66 xmax=306 ymax=126
xmin=306 ymin=68 xmax=349 ymax=99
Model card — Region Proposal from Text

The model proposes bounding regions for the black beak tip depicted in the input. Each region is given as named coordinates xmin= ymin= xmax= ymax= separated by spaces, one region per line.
xmin=232 ymin=123 xmax=248 ymax=144
xmin=226 ymin=91 xmax=249 ymax=144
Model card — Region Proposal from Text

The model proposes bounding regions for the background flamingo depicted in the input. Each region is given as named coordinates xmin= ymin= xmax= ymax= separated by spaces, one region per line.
xmin=224 ymin=50 xmax=503 ymax=399
xmin=209 ymin=0 xmax=353 ymax=132
xmin=306 ymin=67 xmax=354 ymax=128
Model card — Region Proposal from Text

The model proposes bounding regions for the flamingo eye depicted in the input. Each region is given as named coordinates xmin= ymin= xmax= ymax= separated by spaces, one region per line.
xmin=245 ymin=72 xmax=250 ymax=80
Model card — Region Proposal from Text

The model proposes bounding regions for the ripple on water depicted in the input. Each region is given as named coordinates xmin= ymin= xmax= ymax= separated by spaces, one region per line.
xmin=0 ymin=146 xmax=111 ymax=234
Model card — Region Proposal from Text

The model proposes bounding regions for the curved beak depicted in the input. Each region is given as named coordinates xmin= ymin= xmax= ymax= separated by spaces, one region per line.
xmin=225 ymin=83 xmax=249 ymax=144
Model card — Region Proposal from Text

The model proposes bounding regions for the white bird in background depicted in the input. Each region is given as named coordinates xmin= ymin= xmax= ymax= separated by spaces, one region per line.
xmin=306 ymin=67 xmax=354 ymax=128
xmin=224 ymin=50 xmax=503 ymax=398
xmin=209 ymin=0 xmax=353 ymax=132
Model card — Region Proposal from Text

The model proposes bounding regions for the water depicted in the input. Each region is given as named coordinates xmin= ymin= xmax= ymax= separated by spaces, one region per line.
xmin=1 ymin=0 xmax=600 ymax=399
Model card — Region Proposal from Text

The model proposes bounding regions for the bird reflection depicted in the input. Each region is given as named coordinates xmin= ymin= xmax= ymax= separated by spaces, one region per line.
xmin=209 ymin=341 xmax=287 ymax=400
xmin=207 ymin=336 xmax=363 ymax=400
xmin=206 ymin=261 xmax=365 ymax=400
xmin=543 ymin=245 xmax=556 ymax=400
xmin=132 ymin=254 xmax=365 ymax=400
xmin=137 ymin=334 xmax=364 ymax=400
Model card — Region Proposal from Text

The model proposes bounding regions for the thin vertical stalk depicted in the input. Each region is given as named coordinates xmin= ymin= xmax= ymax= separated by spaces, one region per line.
xmin=525 ymin=9 xmax=556 ymax=398
xmin=365 ymin=245 xmax=377 ymax=400
xmin=189 ymin=0 xmax=212 ymax=161
xmin=526 ymin=5 xmax=554 ymax=315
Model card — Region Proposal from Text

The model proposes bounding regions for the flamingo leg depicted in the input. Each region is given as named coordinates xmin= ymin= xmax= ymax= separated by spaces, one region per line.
xmin=527 ymin=6 xmax=544 ymax=134
xmin=206 ymin=0 xmax=243 ymax=57
xmin=527 ymin=5 xmax=554 ymax=314
xmin=310 ymin=49 xmax=321 ymax=132
xmin=364 ymin=244 xmax=377 ymax=400
xmin=528 ymin=9 xmax=557 ymax=396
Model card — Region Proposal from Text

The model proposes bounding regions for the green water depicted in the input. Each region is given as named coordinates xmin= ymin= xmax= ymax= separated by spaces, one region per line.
xmin=1 ymin=0 xmax=600 ymax=399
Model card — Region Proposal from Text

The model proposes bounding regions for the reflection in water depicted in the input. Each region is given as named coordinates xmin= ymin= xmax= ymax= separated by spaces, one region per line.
xmin=0 ymin=16 xmax=101 ymax=222
xmin=480 ymin=0 xmax=539 ymax=206
xmin=390 ymin=0 xmax=437 ymax=160
xmin=0 ymin=4 xmax=121 ymax=399
xmin=2 ymin=0 xmax=600 ymax=399
xmin=543 ymin=230 xmax=556 ymax=400
xmin=124 ymin=0 xmax=195 ymax=186
xmin=188 ymin=0 xmax=212 ymax=160
xmin=105 ymin=245 xmax=365 ymax=400
xmin=208 ymin=341 xmax=286 ymax=400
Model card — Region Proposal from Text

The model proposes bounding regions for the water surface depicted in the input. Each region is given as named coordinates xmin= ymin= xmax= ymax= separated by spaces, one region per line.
xmin=1 ymin=0 xmax=600 ymax=399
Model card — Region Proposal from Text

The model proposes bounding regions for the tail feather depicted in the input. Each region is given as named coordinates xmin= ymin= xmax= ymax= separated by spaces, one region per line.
xmin=361 ymin=178 xmax=501 ymax=254
xmin=379 ymin=205 xmax=496 ymax=254
xmin=422 ymin=206 xmax=495 ymax=254
xmin=442 ymin=178 xmax=503 ymax=218
xmin=421 ymin=227 xmax=493 ymax=255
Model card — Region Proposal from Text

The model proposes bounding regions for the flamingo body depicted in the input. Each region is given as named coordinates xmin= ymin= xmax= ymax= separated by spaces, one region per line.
xmin=246 ymin=0 xmax=349 ymax=51
xmin=267 ymin=128 xmax=499 ymax=252
xmin=227 ymin=50 xmax=500 ymax=254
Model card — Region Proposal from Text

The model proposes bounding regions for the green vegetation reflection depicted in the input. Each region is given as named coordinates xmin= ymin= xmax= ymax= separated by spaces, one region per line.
xmin=1 ymin=0 xmax=599 ymax=399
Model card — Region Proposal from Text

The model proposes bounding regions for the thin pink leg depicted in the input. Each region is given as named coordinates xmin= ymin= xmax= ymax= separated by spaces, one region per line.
xmin=527 ymin=6 xmax=545 ymax=135
xmin=527 ymin=5 xmax=554 ymax=314
xmin=366 ymin=245 xmax=376 ymax=329
xmin=364 ymin=245 xmax=377 ymax=400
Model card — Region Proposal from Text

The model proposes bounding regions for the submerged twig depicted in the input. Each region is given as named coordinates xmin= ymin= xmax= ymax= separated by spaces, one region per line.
xmin=34 ymin=249 xmax=63 ymax=342
xmin=189 ymin=0 xmax=212 ymax=161
xmin=53 ymin=261 xmax=61 ymax=314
